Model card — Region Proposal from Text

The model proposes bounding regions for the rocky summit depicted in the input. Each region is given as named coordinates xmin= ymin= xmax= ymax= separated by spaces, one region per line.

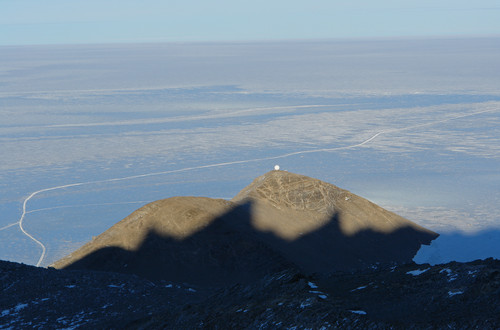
xmin=2 ymin=171 xmax=498 ymax=328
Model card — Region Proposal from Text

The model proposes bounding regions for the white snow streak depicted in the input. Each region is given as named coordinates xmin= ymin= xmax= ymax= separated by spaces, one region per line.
xmin=0 ymin=222 xmax=18 ymax=231
xmin=351 ymin=285 xmax=368 ymax=292
xmin=448 ymin=290 xmax=464 ymax=297
xmin=26 ymin=201 xmax=150 ymax=214
xmin=406 ymin=268 xmax=430 ymax=276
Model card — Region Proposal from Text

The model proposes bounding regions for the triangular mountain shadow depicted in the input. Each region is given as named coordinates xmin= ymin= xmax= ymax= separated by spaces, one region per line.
xmin=59 ymin=202 xmax=297 ymax=287
xmin=53 ymin=171 xmax=438 ymax=288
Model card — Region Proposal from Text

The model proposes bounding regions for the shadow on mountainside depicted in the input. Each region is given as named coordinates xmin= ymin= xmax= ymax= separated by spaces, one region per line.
xmin=61 ymin=200 xmax=437 ymax=288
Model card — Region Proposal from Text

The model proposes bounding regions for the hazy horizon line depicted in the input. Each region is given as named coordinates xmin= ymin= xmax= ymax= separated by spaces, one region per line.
xmin=2 ymin=33 xmax=500 ymax=48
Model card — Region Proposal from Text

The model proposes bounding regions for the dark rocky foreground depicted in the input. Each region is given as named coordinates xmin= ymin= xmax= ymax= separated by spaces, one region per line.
xmin=1 ymin=258 xmax=500 ymax=328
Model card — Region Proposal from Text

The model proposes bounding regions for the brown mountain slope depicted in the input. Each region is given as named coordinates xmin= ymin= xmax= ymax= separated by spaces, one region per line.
xmin=51 ymin=171 xmax=438 ymax=286
xmin=231 ymin=171 xmax=438 ymax=273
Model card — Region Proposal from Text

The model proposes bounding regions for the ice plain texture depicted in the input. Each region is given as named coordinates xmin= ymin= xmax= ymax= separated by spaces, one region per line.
xmin=0 ymin=37 xmax=499 ymax=266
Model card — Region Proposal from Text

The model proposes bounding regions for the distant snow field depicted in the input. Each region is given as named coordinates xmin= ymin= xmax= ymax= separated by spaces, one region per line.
xmin=0 ymin=38 xmax=499 ymax=266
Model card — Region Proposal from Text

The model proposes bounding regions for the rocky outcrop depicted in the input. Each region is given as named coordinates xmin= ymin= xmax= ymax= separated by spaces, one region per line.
xmin=51 ymin=171 xmax=438 ymax=285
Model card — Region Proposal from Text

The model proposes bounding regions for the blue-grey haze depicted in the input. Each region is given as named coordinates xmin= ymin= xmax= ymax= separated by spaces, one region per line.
xmin=1 ymin=37 xmax=499 ymax=266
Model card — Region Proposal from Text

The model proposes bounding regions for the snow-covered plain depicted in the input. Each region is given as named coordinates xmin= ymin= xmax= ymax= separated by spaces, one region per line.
xmin=0 ymin=38 xmax=499 ymax=266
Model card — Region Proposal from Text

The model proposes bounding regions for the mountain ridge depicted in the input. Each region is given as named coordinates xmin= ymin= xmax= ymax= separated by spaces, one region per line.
xmin=51 ymin=170 xmax=438 ymax=285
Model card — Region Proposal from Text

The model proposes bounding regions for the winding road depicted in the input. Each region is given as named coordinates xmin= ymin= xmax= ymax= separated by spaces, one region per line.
xmin=9 ymin=106 xmax=499 ymax=267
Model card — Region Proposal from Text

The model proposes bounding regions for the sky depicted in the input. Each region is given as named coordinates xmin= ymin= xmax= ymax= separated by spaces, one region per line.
xmin=1 ymin=0 xmax=500 ymax=45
